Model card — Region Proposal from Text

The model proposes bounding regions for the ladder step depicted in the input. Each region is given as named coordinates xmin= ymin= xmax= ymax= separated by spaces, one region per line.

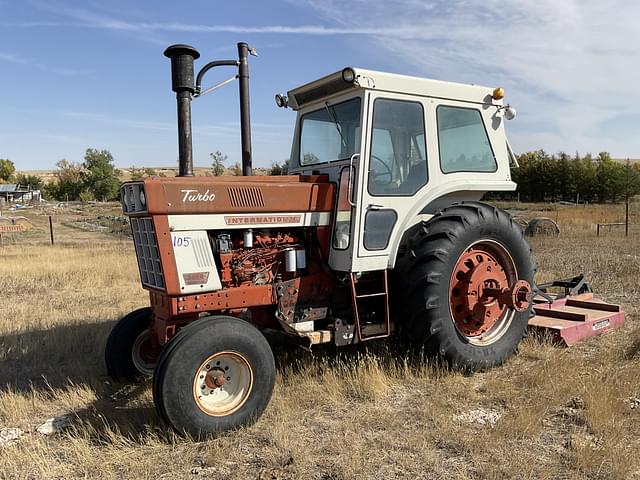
xmin=355 ymin=292 xmax=387 ymax=299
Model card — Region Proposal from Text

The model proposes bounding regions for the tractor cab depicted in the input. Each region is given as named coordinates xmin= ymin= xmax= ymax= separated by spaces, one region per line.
xmin=283 ymin=68 xmax=519 ymax=273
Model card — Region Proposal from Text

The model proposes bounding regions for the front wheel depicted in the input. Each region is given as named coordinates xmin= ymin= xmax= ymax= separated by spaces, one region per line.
xmin=152 ymin=315 xmax=275 ymax=438
xmin=396 ymin=202 xmax=535 ymax=371
xmin=105 ymin=307 xmax=157 ymax=381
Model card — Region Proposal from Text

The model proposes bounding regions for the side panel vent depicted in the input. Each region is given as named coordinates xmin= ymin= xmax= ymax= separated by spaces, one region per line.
xmin=121 ymin=183 xmax=147 ymax=213
xmin=131 ymin=217 xmax=164 ymax=289
xmin=228 ymin=186 xmax=265 ymax=208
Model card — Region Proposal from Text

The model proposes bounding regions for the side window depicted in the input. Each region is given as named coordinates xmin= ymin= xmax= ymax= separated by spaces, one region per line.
xmin=368 ymin=99 xmax=427 ymax=196
xmin=437 ymin=106 xmax=496 ymax=173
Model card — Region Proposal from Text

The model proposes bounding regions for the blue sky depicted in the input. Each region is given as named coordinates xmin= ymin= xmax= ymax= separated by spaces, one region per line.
xmin=1 ymin=0 xmax=639 ymax=171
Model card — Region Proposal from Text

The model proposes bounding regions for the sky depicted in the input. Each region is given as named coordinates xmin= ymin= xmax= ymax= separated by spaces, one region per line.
xmin=1 ymin=0 xmax=639 ymax=171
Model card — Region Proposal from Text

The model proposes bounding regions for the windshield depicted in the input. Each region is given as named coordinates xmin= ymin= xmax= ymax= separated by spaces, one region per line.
xmin=299 ymin=97 xmax=362 ymax=166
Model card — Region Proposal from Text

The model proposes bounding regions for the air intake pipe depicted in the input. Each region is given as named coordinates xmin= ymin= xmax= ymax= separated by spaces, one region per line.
xmin=164 ymin=42 xmax=254 ymax=177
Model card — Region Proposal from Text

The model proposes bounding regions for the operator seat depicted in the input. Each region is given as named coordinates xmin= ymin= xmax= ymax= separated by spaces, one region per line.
xmin=398 ymin=161 xmax=427 ymax=195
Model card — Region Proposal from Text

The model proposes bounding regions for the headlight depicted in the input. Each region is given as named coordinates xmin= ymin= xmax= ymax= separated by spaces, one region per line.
xmin=139 ymin=189 xmax=146 ymax=207
xmin=342 ymin=67 xmax=356 ymax=83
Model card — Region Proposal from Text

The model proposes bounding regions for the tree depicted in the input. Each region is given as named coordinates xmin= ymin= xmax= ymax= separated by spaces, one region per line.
xmin=231 ymin=162 xmax=242 ymax=176
xmin=210 ymin=151 xmax=228 ymax=176
xmin=48 ymin=159 xmax=85 ymax=200
xmin=129 ymin=166 xmax=145 ymax=181
xmin=270 ymin=160 xmax=289 ymax=175
xmin=130 ymin=166 xmax=157 ymax=180
xmin=622 ymin=160 xmax=640 ymax=201
xmin=14 ymin=173 xmax=43 ymax=190
xmin=0 ymin=159 xmax=15 ymax=182
xmin=82 ymin=148 xmax=120 ymax=201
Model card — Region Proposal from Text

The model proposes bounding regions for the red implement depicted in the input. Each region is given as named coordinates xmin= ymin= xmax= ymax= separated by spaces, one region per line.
xmin=528 ymin=292 xmax=625 ymax=346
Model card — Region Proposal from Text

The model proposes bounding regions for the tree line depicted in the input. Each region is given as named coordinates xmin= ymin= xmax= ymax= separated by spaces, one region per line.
xmin=2 ymin=148 xmax=638 ymax=203
xmin=0 ymin=149 xmax=120 ymax=201
xmin=1 ymin=149 xmax=290 ymax=202
xmin=511 ymin=151 xmax=640 ymax=203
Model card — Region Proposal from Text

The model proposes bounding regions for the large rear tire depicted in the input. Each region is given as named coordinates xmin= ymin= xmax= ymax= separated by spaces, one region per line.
xmin=105 ymin=307 xmax=156 ymax=381
xmin=152 ymin=315 xmax=275 ymax=438
xmin=396 ymin=202 xmax=535 ymax=370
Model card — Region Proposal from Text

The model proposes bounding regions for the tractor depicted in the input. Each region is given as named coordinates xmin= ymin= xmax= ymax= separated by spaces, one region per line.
xmin=105 ymin=42 xmax=597 ymax=437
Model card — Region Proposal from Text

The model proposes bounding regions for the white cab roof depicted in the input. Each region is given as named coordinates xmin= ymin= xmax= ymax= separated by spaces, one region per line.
xmin=287 ymin=67 xmax=502 ymax=110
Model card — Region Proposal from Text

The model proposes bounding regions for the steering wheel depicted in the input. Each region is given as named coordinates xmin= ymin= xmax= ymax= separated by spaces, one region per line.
xmin=370 ymin=155 xmax=393 ymax=185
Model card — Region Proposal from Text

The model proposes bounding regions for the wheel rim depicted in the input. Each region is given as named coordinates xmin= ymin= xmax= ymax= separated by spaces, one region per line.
xmin=192 ymin=351 xmax=253 ymax=417
xmin=449 ymin=240 xmax=518 ymax=346
xmin=131 ymin=330 xmax=156 ymax=376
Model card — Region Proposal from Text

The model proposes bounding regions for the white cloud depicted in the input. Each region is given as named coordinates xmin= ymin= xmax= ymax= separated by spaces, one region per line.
xmin=11 ymin=1 xmax=640 ymax=157
xmin=290 ymin=0 xmax=640 ymax=156
xmin=0 ymin=50 xmax=88 ymax=75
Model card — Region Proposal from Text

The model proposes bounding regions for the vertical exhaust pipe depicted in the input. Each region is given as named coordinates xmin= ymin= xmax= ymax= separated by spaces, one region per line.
xmin=164 ymin=44 xmax=200 ymax=177
xmin=237 ymin=43 xmax=252 ymax=176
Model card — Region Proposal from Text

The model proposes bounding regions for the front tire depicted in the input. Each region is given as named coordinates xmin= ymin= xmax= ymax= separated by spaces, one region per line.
xmin=105 ymin=307 xmax=156 ymax=381
xmin=397 ymin=202 xmax=535 ymax=371
xmin=152 ymin=315 xmax=275 ymax=438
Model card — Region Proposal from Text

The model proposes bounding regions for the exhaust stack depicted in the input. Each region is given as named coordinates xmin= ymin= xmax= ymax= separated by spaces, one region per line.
xmin=164 ymin=44 xmax=200 ymax=177
xmin=237 ymin=43 xmax=253 ymax=177
xmin=164 ymin=42 xmax=254 ymax=177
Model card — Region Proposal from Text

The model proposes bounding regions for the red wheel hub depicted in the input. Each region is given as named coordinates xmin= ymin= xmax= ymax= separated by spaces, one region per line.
xmin=449 ymin=244 xmax=531 ymax=338
xmin=135 ymin=331 xmax=158 ymax=365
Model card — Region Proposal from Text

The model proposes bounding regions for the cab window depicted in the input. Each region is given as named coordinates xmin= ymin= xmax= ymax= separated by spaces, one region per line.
xmin=368 ymin=99 xmax=427 ymax=196
xmin=437 ymin=106 xmax=496 ymax=173
xmin=299 ymin=97 xmax=361 ymax=166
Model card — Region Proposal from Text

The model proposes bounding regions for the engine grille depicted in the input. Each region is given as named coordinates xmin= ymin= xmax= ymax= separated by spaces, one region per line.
xmin=228 ymin=186 xmax=264 ymax=208
xmin=131 ymin=217 xmax=164 ymax=289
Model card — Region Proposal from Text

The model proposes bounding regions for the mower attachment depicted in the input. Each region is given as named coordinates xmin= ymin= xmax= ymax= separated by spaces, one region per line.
xmin=528 ymin=275 xmax=625 ymax=346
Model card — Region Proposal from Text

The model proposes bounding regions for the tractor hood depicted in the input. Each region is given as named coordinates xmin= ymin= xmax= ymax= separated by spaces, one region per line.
xmin=121 ymin=175 xmax=334 ymax=216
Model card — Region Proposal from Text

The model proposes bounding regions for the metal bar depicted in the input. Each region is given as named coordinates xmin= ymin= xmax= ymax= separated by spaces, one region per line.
xmin=532 ymin=306 xmax=587 ymax=322
xmin=565 ymin=299 xmax=620 ymax=312
xmin=348 ymin=273 xmax=363 ymax=342
xmin=237 ymin=42 xmax=253 ymax=176
xmin=197 ymin=74 xmax=237 ymax=98
xmin=355 ymin=292 xmax=387 ymax=298
xmin=195 ymin=60 xmax=239 ymax=93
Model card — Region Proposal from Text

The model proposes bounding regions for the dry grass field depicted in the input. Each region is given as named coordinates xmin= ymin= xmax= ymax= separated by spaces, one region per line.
xmin=1 ymin=201 xmax=639 ymax=479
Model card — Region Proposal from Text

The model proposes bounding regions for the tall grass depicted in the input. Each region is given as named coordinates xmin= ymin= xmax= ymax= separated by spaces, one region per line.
xmin=0 ymin=203 xmax=639 ymax=479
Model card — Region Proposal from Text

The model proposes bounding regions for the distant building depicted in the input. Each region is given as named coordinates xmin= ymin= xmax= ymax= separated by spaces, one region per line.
xmin=0 ymin=184 xmax=42 ymax=205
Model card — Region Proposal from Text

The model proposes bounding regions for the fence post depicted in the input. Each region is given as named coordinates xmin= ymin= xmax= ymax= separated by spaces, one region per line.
xmin=49 ymin=216 xmax=55 ymax=245
xmin=625 ymin=197 xmax=629 ymax=237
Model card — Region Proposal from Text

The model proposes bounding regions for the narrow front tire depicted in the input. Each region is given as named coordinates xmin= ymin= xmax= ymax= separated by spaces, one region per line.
xmin=152 ymin=315 xmax=275 ymax=438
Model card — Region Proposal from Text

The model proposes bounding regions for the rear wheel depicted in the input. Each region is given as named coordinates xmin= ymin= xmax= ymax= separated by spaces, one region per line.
xmin=153 ymin=315 xmax=275 ymax=438
xmin=396 ymin=202 xmax=535 ymax=370
xmin=105 ymin=307 xmax=157 ymax=381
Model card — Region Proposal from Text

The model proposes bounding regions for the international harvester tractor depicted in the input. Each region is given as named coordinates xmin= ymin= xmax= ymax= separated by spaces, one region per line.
xmin=106 ymin=43 xmax=624 ymax=437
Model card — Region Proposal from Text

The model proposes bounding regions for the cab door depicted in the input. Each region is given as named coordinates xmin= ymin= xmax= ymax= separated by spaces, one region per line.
xmin=352 ymin=92 xmax=429 ymax=271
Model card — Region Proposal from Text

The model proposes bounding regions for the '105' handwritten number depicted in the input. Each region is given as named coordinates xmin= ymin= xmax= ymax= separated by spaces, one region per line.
xmin=173 ymin=236 xmax=191 ymax=247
